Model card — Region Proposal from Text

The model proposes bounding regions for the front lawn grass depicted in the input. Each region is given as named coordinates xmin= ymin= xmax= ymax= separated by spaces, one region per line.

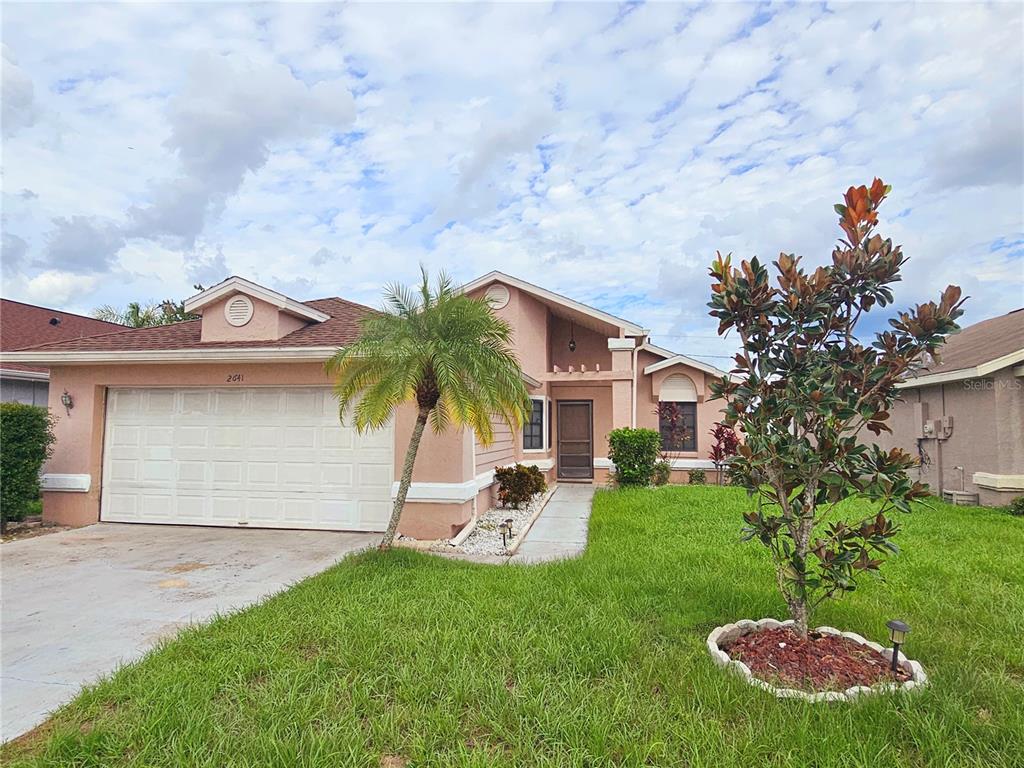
xmin=5 ymin=487 xmax=1023 ymax=767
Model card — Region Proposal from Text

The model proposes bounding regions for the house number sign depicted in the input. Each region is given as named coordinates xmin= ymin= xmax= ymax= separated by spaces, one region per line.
xmin=226 ymin=373 xmax=244 ymax=383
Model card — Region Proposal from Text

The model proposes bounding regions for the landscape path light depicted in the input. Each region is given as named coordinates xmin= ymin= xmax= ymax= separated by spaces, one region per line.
xmin=886 ymin=619 xmax=911 ymax=674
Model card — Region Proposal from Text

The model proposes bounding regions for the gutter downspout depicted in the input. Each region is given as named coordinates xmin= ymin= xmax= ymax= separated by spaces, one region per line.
xmin=631 ymin=339 xmax=641 ymax=427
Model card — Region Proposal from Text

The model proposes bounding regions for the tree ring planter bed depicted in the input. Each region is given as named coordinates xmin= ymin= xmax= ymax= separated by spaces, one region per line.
xmin=707 ymin=619 xmax=928 ymax=702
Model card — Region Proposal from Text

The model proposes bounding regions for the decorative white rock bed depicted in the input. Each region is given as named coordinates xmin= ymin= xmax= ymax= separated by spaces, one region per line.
xmin=707 ymin=618 xmax=928 ymax=702
xmin=430 ymin=488 xmax=554 ymax=557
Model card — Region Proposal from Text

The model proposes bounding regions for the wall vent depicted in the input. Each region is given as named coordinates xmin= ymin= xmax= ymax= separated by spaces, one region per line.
xmin=485 ymin=283 xmax=510 ymax=310
xmin=224 ymin=295 xmax=254 ymax=327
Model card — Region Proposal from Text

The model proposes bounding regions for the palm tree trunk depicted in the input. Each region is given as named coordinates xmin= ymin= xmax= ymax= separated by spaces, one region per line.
xmin=380 ymin=405 xmax=430 ymax=550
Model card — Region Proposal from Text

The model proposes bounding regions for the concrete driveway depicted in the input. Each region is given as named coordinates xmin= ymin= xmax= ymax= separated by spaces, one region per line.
xmin=1 ymin=523 xmax=377 ymax=741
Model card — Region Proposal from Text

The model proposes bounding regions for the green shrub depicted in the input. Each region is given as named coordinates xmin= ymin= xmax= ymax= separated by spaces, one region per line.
xmin=607 ymin=428 xmax=661 ymax=486
xmin=1008 ymin=496 xmax=1024 ymax=517
xmin=687 ymin=468 xmax=707 ymax=485
xmin=652 ymin=460 xmax=672 ymax=486
xmin=1 ymin=403 xmax=57 ymax=525
xmin=495 ymin=463 xmax=546 ymax=509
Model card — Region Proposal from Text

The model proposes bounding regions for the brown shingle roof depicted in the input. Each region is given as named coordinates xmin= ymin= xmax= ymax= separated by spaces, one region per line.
xmin=8 ymin=297 xmax=373 ymax=354
xmin=914 ymin=308 xmax=1024 ymax=378
xmin=1 ymin=299 xmax=125 ymax=372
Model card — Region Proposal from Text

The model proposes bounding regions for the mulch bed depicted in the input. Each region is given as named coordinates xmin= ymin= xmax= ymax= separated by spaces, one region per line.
xmin=723 ymin=627 xmax=910 ymax=692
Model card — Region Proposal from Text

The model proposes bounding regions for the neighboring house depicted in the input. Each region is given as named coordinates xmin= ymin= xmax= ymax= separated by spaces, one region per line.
xmin=874 ymin=308 xmax=1024 ymax=507
xmin=4 ymin=274 xmax=729 ymax=539
xmin=1 ymin=299 xmax=123 ymax=406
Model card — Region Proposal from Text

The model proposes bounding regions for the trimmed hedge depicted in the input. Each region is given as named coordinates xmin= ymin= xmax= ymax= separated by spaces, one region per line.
xmin=1 ymin=403 xmax=57 ymax=525
xmin=607 ymin=428 xmax=661 ymax=486
xmin=687 ymin=468 xmax=707 ymax=485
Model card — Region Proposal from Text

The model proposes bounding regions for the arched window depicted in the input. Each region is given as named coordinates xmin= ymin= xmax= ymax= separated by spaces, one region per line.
xmin=658 ymin=374 xmax=697 ymax=452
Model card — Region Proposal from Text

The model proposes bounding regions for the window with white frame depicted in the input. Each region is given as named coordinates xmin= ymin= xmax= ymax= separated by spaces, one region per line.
xmin=658 ymin=374 xmax=697 ymax=452
xmin=523 ymin=397 xmax=546 ymax=450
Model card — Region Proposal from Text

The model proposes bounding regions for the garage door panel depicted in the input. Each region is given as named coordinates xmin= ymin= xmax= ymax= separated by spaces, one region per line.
xmin=245 ymin=462 xmax=278 ymax=484
xmin=109 ymin=425 xmax=141 ymax=448
xmin=249 ymin=427 xmax=281 ymax=449
xmin=359 ymin=500 xmax=392 ymax=526
xmin=320 ymin=464 xmax=353 ymax=488
xmin=358 ymin=430 xmax=392 ymax=449
xmin=175 ymin=426 xmax=208 ymax=447
xmin=142 ymin=460 xmax=174 ymax=482
xmin=147 ymin=391 xmax=177 ymax=414
xmin=181 ymin=391 xmax=211 ymax=414
xmin=177 ymin=462 xmax=206 ymax=483
xmin=110 ymin=390 xmax=141 ymax=415
xmin=322 ymin=426 xmax=354 ymax=448
xmin=284 ymin=427 xmax=317 ymax=449
xmin=102 ymin=387 xmax=393 ymax=531
xmin=215 ymin=391 xmax=246 ymax=415
xmin=174 ymin=495 xmax=208 ymax=522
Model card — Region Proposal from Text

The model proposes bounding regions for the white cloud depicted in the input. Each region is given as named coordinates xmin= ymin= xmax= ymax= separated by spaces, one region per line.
xmin=1 ymin=2 xmax=1021 ymax=365
xmin=24 ymin=270 xmax=99 ymax=306
xmin=1 ymin=44 xmax=38 ymax=137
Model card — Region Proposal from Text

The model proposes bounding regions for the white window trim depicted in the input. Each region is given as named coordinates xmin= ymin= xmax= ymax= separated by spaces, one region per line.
xmin=522 ymin=395 xmax=549 ymax=452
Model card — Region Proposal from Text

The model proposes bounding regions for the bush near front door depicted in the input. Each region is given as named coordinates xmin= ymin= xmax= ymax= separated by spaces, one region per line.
xmin=495 ymin=464 xmax=547 ymax=508
xmin=607 ymin=428 xmax=661 ymax=486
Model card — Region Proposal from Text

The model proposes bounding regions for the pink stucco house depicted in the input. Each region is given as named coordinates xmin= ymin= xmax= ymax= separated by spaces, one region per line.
xmin=5 ymin=273 xmax=728 ymax=539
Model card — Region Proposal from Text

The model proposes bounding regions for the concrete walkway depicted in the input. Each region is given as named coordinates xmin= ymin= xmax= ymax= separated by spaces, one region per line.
xmin=510 ymin=483 xmax=595 ymax=563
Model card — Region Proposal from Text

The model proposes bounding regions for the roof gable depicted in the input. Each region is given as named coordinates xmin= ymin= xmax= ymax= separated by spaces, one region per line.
xmin=460 ymin=271 xmax=647 ymax=337
xmin=183 ymin=276 xmax=331 ymax=323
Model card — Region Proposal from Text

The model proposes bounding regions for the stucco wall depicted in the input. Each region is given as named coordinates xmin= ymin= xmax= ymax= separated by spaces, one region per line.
xmin=550 ymin=317 xmax=612 ymax=373
xmin=873 ymin=369 xmax=1024 ymax=505
xmin=470 ymin=284 xmax=551 ymax=380
xmin=199 ymin=295 xmax=308 ymax=342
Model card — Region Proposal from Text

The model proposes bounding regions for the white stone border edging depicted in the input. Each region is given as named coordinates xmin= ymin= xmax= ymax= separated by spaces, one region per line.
xmin=707 ymin=618 xmax=928 ymax=702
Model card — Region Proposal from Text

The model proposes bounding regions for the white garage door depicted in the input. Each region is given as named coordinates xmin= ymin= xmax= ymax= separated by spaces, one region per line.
xmin=101 ymin=387 xmax=394 ymax=531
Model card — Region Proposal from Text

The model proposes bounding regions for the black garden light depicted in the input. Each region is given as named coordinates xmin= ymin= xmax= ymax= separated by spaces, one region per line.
xmin=504 ymin=518 xmax=514 ymax=538
xmin=886 ymin=619 xmax=911 ymax=673
xmin=498 ymin=521 xmax=510 ymax=548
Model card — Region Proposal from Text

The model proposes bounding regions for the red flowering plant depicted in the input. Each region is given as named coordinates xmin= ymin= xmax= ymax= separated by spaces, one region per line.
xmin=708 ymin=422 xmax=740 ymax=485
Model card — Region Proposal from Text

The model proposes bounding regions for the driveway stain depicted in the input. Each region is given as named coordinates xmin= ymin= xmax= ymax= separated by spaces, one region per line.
xmin=166 ymin=561 xmax=210 ymax=574
xmin=156 ymin=578 xmax=188 ymax=588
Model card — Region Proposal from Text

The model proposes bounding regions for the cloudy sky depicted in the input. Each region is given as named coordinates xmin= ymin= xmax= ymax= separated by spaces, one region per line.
xmin=2 ymin=2 xmax=1022 ymax=365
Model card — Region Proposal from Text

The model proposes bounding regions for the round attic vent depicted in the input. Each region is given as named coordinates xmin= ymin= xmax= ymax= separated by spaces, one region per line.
xmin=485 ymin=283 xmax=510 ymax=310
xmin=224 ymin=295 xmax=254 ymax=327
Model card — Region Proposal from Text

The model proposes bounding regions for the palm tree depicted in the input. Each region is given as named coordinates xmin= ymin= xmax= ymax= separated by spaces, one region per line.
xmin=92 ymin=286 xmax=204 ymax=328
xmin=92 ymin=301 xmax=160 ymax=327
xmin=327 ymin=268 xmax=531 ymax=550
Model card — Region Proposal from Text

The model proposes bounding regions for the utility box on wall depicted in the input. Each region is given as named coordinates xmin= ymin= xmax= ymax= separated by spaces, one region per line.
xmin=913 ymin=402 xmax=929 ymax=439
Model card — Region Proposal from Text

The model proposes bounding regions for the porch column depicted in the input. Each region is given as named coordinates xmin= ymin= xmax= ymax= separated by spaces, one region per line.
xmin=608 ymin=337 xmax=636 ymax=429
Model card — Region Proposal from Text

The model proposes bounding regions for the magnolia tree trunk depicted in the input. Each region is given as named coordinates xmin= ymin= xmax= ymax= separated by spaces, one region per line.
xmin=379 ymin=406 xmax=430 ymax=550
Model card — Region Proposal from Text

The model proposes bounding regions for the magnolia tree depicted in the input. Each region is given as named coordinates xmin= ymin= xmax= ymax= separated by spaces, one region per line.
xmin=708 ymin=179 xmax=965 ymax=637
